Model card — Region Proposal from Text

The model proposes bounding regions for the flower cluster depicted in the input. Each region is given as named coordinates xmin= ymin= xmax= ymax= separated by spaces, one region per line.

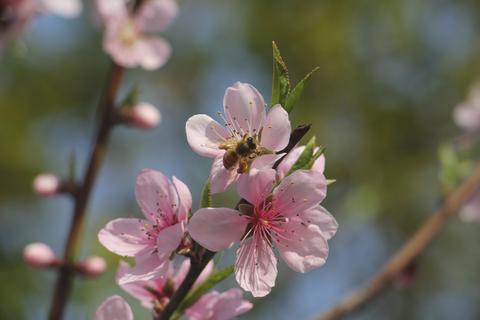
xmin=96 ymin=81 xmax=337 ymax=318
xmin=96 ymin=0 xmax=177 ymax=70
xmin=0 ymin=0 xmax=81 ymax=51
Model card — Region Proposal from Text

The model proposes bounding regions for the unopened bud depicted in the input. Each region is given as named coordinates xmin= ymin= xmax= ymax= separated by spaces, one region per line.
xmin=32 ymin=174 xmax=61 ymax=197
xmin=77 ymin=256 xmax=107 ymax=277
xmin=23 ymin=242 xmax=57 ymax=268
xmin=129 ymin=102 xmax=161 ymax=129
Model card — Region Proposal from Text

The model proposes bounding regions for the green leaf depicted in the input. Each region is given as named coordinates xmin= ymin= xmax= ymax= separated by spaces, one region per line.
xmin=304 ymin=145 xmax=326 ymax=171
xmin=438 ymin=142 xmax=472 ymax=192
xmin=284 ymin=66 xmax=319 ymax=113
xmin=326 ymin=179 xmax=336 ymax=185
xmin=121 ymin=85 xmax=140 ymax=108
xmin=271 ymin=41 xmax=291 ymax=107
xmin=286 ymin=136 xmax=316 ymax=175
xmin=171 ymin=265 xmax=234 ymax=320
xmin=200 ymin=181 xmax=212 ymax=208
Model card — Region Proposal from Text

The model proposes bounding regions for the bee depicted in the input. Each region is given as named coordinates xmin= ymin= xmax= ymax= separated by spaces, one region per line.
xmin=219 ymin=135 xmax=272 ymax=174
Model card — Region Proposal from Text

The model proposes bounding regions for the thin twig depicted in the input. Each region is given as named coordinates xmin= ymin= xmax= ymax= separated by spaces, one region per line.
xmin=317 ymin=161 xmax=480 ymax=320
xmin=48 ymin=63 xmax=124 ymax=320
xmin=157 ymin=124 xmax=312 ymax=320
xmin=47 ymin=2 xmax=147 ymax=318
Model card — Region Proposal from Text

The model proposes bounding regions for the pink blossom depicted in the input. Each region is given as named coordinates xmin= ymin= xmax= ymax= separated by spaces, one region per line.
xmin=0 ymin=0 xmax=37 ymax=50
xmin=117 ymin=259 xmax=250 ymax=319
xmin=185 ymin=288 xmax=253 ymax=320
xmin=186 ymin=82 xmax=291 ymax=193
xmin=98 ymin=169 xmax=191 ymax=284
xmin=32 ymin=173 xmax=61 ymax=197
xmin=78 ymin=256 xmax=107 ymax=277
xmin=459 ymin=192 xmax=480 ymax=223
xmin=189 ymin=168 xmax=338 ymax=297
xmin=117 ymin=259 xmax=213 ymax=311
xmin=129 ymin=102 xmax=161 ymax=129
xmin=23 ymin=242 xmax=57 ymax=268
xmin=39 ymin=0 xmax=82 ymax=17
xmin=276 ymin=145 xmax=325 ymax=180
xmin=96 ymin=0 xmax=178 ymax=70
xmin=453 ymin=83 xmax=480 ymax=132
xmin=94 ymin=295 xmax=133 ymax=320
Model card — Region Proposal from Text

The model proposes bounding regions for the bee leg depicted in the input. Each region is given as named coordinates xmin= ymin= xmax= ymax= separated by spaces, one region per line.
xmin=237 ymin=157 xmax=249 ymax=174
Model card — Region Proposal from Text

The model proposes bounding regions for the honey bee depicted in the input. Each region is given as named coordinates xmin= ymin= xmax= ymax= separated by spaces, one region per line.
xmin=219 ymin=135 xmax=272 ymax=174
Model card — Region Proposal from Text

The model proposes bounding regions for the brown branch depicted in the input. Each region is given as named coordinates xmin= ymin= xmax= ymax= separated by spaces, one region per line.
xmin=48 ymin=62 xmax=124 ymax=320
xmin=317 ymin=162 xmax=480 ymax=320
xmin=156 ymin=124 xmax=312 ymax=320
xmin=47 ymin=2 xmax=147 ymax=319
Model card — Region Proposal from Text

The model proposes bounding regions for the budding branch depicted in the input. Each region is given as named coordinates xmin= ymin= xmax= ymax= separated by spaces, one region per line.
xmin=317 ymin=161 xmax=480 ymax=320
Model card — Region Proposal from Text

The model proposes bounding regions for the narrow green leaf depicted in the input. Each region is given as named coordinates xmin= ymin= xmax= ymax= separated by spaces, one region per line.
xmin=287 ymin=136 xmax=316 ymax=176
xmin=121 ymin=85 xmax=140 ymax=108
xmin=171 ymin=265 xmax=234 ymax=320
xmin=304 ymin=145 xmax=326 ymax=170
xmin=200 ymin=181 xmax=212 ymax=208
xmin=271 ymin=41 xmax=291 ymax=107
xmin=284 ymin=66 xmax=319 ymax=113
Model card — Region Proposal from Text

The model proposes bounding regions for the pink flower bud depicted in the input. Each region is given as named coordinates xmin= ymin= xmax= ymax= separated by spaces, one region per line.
xmin=130 ymin=102 xmax=161 ymax=129
xmin=79 ymin=256 xmax=107 ymax=277
xmin=23 ymin=242 xmax=57 ymax=268
xmin=32 ymin=173 xmax=61 ymax=197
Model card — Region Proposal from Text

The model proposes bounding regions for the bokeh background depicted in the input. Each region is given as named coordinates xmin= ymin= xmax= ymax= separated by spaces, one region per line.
xmin=2 ymin=0 xmax=480 ymax=319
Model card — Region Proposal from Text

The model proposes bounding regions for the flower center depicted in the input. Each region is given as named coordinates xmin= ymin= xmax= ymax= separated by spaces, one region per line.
xmin=119 ymin=19 xmax=138 ymax=47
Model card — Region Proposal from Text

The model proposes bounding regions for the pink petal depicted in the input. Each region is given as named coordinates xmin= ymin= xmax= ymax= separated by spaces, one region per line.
xmin=194 ymin=260 xmax=214 ymax=288
xmin=273 ymin=170 xmax=327 ymax=217
xmin=173 ymin=259 xmax=214 ymax=290
xmin=156 ymin=222 xmax=185 ymax=261
xmin=189 ymin=208 xmax=248 ymax=251
xmin=136 ymin=36 xmax=171 ymax=70
xmin=235 ymin=235 xmax=277 ymax=297
xmin=186 ymin=288 xmax=252 ymax=320
xmin=40 ymin=0 xmax=82 ymax=17
xmin=102 ymin=20 xmax=139 ymax=68
xmin=186 ymin=114 xmax=229 ymax=158
xmin=453 ymin=102 xmax=480 ymax=132
xmin=223 ymin=82 xmax=266 ymax=135
xmin=209 ymin=288 xmax=253 ymax=320
xmin=135 ymin=169 xmax=177 ymax=226
xmin=250 ymin=153 xmax=283 ymax=170
xmin=301 ymin=206 xmax=338 ymax=240
xmin=95 ymin=0 xmax=126 ymax=23
xmin=312 ymin=153 xmax=326 ymax=174
xmin=172 ymin=176 xmax=192 ymax=222
xmin=185 ymin=291 xmax=219 ymax=320
xmin=237 ymin=168 xmax=276 ymax=207
xmin=274 ymin=221 xmax=329 ymax=273
xmin=172 ymin=259 xmax=191 ymax=290
xmin=118 ymin=252 xmax=169 ymax=285
xmin=209 ymin=155 xmax=239 ymax=193
xmin=116 ymin=261 xmax=159 ymax=309
xmin=98 ymin=218 xmax=151 ymax=257
xmin=276 ymin=147 xmax=326 ymax=180
xmin=276 ymin=146 xmax=305 ymax=180
xmin=136 ymin=0 xmax=178 ymax=32
xmin=94 ymin=295 xmax=133 ymax=320
xmin=260 ymin=104 xmax=291 ymax=151
xmin=459 ymin=191 xmax=480 ymax=223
